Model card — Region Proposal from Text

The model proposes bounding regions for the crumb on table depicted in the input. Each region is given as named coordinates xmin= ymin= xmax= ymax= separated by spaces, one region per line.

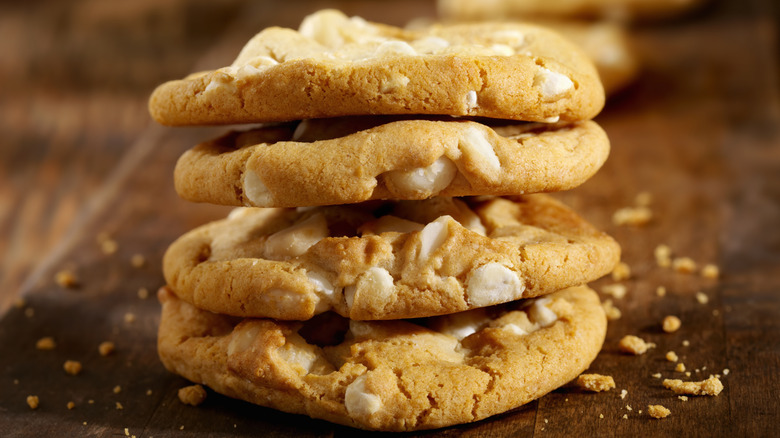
xmin=26 ymin=395 xmax=39 ymax=410
xmin=36 ymin=336 xmax=56 ymax=350
xmin=619 ymin=335 xmax=654 ymax=355
xmin=613 ymin=206 xmax=652 ymax=226
xmin=648 ymin=404 xmax=671 ymax=419
xmin=576 ymin=374 xmax=615 ymax=392
xmin=666 ymin=351 xmax=679 ymax=362
xmin=663 ymin=376 xmax=724 ymax=396
xmin=55 ymin=269 xmax=79 ymax=288
xmin=602 ymin=299 xmax=622 ymax=320
xmin=99 ymin=341 xmax=116 ymax=356
xmin=611 ymin=262 xmax=631 ymax=281
xmin=662 ymin=315 xmax=681 ymax=333
xmin=672 ymin=257 xmax=697 ymax=274
xmin=63 ymin=360 xmax=82 ymax=376
xmin=178 ymin=384 xmax=207 ymax=406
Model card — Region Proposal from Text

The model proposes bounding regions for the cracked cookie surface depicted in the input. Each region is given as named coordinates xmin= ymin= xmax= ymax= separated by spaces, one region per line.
xmin=157 ymin=285 xmax=607 ymax=431
xmin=175 ymin=117 xmax=610 ymax=208
xmin=163 ymin=194 xmax=620 ymax=320
xmin=149 ymin=9 xmax=603 ymax=125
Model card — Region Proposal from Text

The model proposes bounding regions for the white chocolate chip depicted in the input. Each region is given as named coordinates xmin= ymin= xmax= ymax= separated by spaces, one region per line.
xmin=541 ymin=116 xmax=560 ymax=123
xmin=490 ymin=30 xmax=525 ymax=47
xmin=465 ymin=90 xmax=478 ymax=110
xmin=374 ymin=40 xmax=417 ymax=57
xmin=386 ymin=156 xmax=456 ymax=196
xmin=412 ymin=36 xmax=450 ymax=53
xmin=227 ymin=324 xmax=261 ymax=356
xmin=275 ymin=336 xmax=320 ymax=375
xmin=466 ymin=263 xmax=525 ymax=307
xmin=533 ymin=67 xmax=574 ymax=100
xmin=344 ymin=267 xmax=394 ymax=310
xmin=418 ymin=216 xmax=451 ymax=262
xmin=435 ymin=309 xmax=490 ymax=340
xmin=379 ymin=74 xmax=410 ymax=93
xmin=345 ymin=374 xmax=382 ymax=417
xmin=503 ymin=323 xmax=528 ymax=335
xmin=306 ymin=271 xmax=337 ymax=313
xmin=489 ymin=44 xmax=515 ymax=56
xmin=243 ymin=170 xmax=274 ymax=206
xmin=263 ymin=213 xmax=329 ymax=260
xmin=528 ymin=298 xmax=558 ymax=327
xmin=459 ymin=127 xmax=501 ymax=174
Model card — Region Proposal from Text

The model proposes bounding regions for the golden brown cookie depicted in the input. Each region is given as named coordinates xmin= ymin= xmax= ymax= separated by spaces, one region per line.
xmin=149 ymin=9 xmax=604 ymax=125
xmin=174 ymin=117 xmax=610 ymax=208
xmin=157 ymin=284 xmax=607 ymax=431
xmin=438 ymin=0 xmax=707 ymax=21
xmin=163 ymin=194 xmax=620 ymax=320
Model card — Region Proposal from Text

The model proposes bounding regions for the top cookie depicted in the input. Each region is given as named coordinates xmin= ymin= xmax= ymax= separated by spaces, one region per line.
xmin=149 ymin=9 xmax=604 ymax=125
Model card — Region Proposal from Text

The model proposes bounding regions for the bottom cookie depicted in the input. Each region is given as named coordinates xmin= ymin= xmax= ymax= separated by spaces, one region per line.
xmin=157 ymin=285 xmax=606 ymax=431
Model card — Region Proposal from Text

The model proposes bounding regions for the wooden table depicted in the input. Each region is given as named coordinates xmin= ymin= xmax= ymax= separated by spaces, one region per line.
xmin=1 ymin=0 xmax=778 ymax=436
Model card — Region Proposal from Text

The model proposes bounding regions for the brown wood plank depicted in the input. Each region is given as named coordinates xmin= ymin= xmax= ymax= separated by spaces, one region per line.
xmin=1 ymin=0 xmax=779 ymax=436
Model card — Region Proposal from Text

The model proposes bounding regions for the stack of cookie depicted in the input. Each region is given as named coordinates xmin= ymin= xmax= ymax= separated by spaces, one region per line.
xmin=149 ymin=10 xmax=620 ymax=432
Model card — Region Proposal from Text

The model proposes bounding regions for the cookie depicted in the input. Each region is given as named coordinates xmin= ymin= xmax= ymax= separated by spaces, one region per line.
xmin=163 ymin=194 xmax=620 ymax=320
xmin=438 ymin=0 xmax=707 ymax=21
xmin=149 ymin=9 xmax=604 ymax=126
xmin=157 ymin=284 xmax=607 ymax=431
xmin=174 ymin=117 xmax=610 ymax=208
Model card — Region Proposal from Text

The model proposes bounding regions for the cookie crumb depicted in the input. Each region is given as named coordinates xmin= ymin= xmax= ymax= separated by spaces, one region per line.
xmin=124 ymin=312 xmax=136 ymax=324
xmin=676 ymin=363 xmax=686 ymax=372
xmin=88 ymin=399 xmax=94 ymax=404
xmin=99 ymin=341 xmax=115 ymax=356
xmin=576 ymin=374 xmax=615 ymax=392
xmin=678 ymin=396 xmax=688 ymax=401
xmin=67 ymin=401 xmax=75 ymax=410
xmin=656 ymin=286 xmax=667 ymax=297
xmin=116 ymin=402 xmax=124 ymax=410
xmin=682 ymin=340 xmax=690 ymax=347
xmin=124 ymin=428 xmax=129 ymax=436
xmin=114 ymin=385 xmax=122 ymax=394
xmin=622 ymin=414 xmax=628 ymax=419
xmin=100 ymin=237 xmax=119 ymax=255
xmin=130 ymin=254 xmax=146 ymax=268
xmin=654 ymin=245 xmax=672 ymax=267
xmin=662 ymin=376 xmax=723 ymax=396
xmin=602 ymin=284 xmax=627 ymax=299
xmin=666 ymin=351 xmax=679 ymax=362
xmin=611 ymin=262 xmax=631 ymax=281
xmin=63 ymin=360 xmax=82 ymax=376
xmin=613 ymin=206 xmax=652 ymax=226
xmin=648 ymin=405 xmax=671 ymax=419
xmin=55 ymin=269 xmax=79 ymax=288
xmin=602 ymin=299 xmax=622 ymax=320
xmin=36 ymin=336 xmax=56 ymax=350
xmin=27 ymin=395 xmax=40 ymax=410
xmin=696 ymin=292 xmax=709 ymax=304
xmin=137 ymin=288 xmax=150 ymax=300
xmin=662 ymin=315 xmax=681 ymax=333
xmin=701 ymin=264 xmax=719 ymax=279
xmin=672 ymin=257 xmax=697 ymax=274
xmin=599 ymin=414 xmax=604 ymax=419
xmin=619 ymin=335 xmax=653 ymax=355
xmin=723 ymin=368 xmax=730 ymax=376
xmin=620 ymin=389 xmax=628 ymax=399
xmin=146 ymin=389 xmax=153 ymax=396
xmin=652 ymin=373 xmax=662 ymax=379
xmin=635 ymin=191 xmax=653 ymax=207
xmin=685 ymin=371 xmax=691 ymax=377
xmin=178 ymin=384 xmax=207 ymax=406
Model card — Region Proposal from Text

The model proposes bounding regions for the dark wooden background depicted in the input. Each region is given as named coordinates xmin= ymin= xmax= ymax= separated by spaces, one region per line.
xmin=1 ymin=0 xmax=778 ymax=436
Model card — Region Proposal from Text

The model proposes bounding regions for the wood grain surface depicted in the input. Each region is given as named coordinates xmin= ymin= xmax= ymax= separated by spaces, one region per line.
xmin=1 ymin=0 xmax=779 ymax=436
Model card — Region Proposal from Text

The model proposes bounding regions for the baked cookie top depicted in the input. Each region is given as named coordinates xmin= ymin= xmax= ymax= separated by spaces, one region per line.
xmin=175 ymin=117 xmax=610 ymax=208
xmin=157 ymin=285 xmax=607 ymax=431
xmin=163 ymin=194 xmax=620 ymax=321
xmin=438 ymin=0 xmax=707 ymax=21
xmin=149 ymin=9 xmax=604 ymax=125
